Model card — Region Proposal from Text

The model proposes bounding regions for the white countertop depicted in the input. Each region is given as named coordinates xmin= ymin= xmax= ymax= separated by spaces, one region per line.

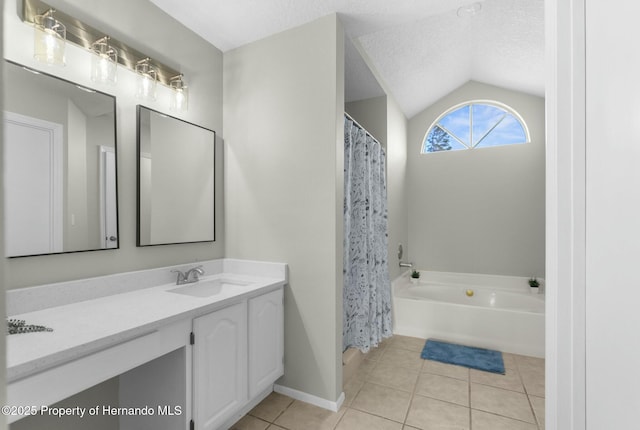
xmin=6 ymin=259 xmax=287 ymax=383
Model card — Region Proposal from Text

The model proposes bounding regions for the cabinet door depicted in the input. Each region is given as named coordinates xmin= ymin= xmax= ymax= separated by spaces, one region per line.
xmin=193 ymin=302 xmax=247 ymax=430
xmin=248 ymin=288 xmax=284 ymax=397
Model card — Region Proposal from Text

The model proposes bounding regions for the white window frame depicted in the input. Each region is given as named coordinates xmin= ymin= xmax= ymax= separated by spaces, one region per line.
xmin=421 ymin=100 xmax=531 ymax=153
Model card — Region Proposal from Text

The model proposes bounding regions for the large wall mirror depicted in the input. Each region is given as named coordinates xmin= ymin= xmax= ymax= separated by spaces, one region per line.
xmin=137 ymin=105 xmax=215 ymax=246
xmin=3 ymin=60 xmax=118 ymax=257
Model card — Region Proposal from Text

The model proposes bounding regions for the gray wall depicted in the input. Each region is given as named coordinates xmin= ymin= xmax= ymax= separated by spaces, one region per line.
xmin=385 ymin=96 xmax=409 ymax=281
xmin=224 ymin=15 xmax=344 ymax=402
xmin=346 ymin=96 xmax=387 ymax=146
xmin=3 ymin=0 xmax=224 ymax=288
xmin=407 ymin=81 xmax=545 ymax=277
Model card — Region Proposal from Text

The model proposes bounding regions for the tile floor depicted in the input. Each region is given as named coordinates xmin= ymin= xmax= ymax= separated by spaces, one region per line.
xmin=231 ymin=335 xmax=545 ymax=430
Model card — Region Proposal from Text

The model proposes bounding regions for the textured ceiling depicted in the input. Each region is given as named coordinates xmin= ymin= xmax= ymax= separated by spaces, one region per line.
xmin=150 ymin=0 xmax=544 ymax=119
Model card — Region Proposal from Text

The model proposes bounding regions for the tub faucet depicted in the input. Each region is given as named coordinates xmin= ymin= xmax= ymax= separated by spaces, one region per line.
xmin=399 ymin=261 xmax=413 ymax=268
xmin=171 ymin=265 xmax=205 ymax=285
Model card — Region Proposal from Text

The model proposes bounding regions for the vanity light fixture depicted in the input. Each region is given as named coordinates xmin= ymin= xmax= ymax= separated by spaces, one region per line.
xmin=135 ymin=58 xmax=157 ymax=101
xmin=90 ymin=36 xmax=118 ymax=85
xmin=169 ymin=74 xmax=189 ymax=112
xmin=33 ymin=8 xmax=66 ymax=66
xmin=24 ymin=0 xmax=185 ymax=103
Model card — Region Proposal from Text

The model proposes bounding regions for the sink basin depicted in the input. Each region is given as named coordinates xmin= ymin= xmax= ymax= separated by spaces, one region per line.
xmin=168 ymin=279 xmax=252 ymax=298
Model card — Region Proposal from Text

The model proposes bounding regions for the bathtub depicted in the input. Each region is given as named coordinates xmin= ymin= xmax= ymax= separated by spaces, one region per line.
xmin=393 ymin=271 xmax=545 ymax=357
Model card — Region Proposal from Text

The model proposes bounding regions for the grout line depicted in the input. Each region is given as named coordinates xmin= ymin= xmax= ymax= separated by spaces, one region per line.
xmin=269 ymin=397 xmax=295 ymax=425
xmin=525 ymin=394 xmax=542 ymax=430
xmin=469 ymin=372 xmax=472 ymax=429
xmin=471 ymin=409 xmax=539 ymax=427
xmin=401 ymin=358 xmax=425 ymax=425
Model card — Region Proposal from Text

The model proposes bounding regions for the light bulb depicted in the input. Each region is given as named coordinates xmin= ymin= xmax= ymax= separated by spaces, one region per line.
xmin=90 ymin=37 xmax=117 ymax=85
xmin=169 ymin=75 xmax=189 ymax=112
xmin=33 ymin=10 xmax=66 ymax=66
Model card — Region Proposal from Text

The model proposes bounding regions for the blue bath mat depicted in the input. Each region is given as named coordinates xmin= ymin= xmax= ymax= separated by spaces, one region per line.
xmin=421 ymin=339 xmax=505 ymax=374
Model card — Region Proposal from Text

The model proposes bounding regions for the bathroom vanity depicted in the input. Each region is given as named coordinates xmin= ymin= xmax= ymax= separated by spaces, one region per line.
xmin=6 ymin=259 xmax=286 ymax=430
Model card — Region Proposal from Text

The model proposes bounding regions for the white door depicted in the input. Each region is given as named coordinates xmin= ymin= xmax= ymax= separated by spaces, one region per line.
xmin=4 ymin=111 xmax=63 ymax=256
xmin=249 ymin=288 xmax=284 ymax=398
xmin=100 ymin=146 xmax=118 ymax=248
xmin=193 ymin=302 xmax=247 ymax=430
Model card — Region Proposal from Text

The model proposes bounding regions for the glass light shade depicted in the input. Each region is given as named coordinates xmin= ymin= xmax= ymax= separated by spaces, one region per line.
xmin=169 ymin=75 xmax=189 ymax=112
xmin=91 ymin=37 xmax=117 ymax=85
xmin=33 ymin=10 xmax=66 ymax=66
xmin=135 ymin=59 xmax=157 ymax=101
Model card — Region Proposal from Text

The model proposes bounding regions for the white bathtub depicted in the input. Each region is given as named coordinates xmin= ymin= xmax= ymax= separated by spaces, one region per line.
xmin=393 ymin=271 xmax=545 ymax=357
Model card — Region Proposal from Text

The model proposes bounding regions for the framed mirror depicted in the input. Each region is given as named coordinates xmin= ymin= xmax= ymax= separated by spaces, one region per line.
xmin=3 ymin=60 xmax=119 ymax=257
xmin=136 ymin=105 xmax=215 ymax=246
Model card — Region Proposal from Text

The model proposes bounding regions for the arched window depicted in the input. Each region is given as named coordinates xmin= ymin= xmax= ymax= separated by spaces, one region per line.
xmin=422 ymin=101 xmax=530 ymax=153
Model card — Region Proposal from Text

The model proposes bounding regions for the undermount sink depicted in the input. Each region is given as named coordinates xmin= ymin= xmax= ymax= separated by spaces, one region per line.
xmin=168 ymin=279 xmax=252 ymax=298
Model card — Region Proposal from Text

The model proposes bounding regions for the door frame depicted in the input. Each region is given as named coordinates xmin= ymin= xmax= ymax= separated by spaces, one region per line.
xmin=545 ymin=0 xmax=586 ymax=429
xmin=99 ymin=145 xmax=118 ymax=249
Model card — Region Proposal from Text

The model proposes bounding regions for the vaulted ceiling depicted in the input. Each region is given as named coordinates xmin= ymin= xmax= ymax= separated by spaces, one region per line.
xmin=150 ymin=0 xmax=544 ymax=119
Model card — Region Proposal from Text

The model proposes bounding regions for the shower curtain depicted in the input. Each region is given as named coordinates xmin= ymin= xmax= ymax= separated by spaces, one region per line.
xmin=343 ymin=116 xmax=392 ymax=353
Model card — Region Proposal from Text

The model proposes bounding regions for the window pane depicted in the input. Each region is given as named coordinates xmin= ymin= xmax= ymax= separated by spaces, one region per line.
xmin=438 ymin=105 xmax=470 ymax=146
xmin=472 ymin=104 xmax=506 ymax=146
xmin=423 ymin=125 xmax=467 ymax=152
xmin=475 ymin=113 xmax=528 ymax=148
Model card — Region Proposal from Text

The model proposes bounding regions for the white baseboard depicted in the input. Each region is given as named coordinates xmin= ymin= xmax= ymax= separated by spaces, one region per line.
xmin=273 ymin=384 xmax=345 ymax=412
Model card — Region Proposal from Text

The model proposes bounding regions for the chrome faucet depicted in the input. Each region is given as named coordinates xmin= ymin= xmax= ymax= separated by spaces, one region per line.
xmin=171 ymin=265 xmax=205 ymax=285
xmin=399 ymin=261 xmax=413 ymax=268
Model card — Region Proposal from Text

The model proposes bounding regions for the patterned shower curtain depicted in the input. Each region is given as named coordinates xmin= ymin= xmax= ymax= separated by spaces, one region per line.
xmin=343 ymin=116 xmax=392 ymax=353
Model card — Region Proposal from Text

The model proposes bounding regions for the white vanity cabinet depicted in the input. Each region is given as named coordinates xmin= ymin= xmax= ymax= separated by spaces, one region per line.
xmin=7 ymin=259 xmax=286 ymax=430
xmin=248 ymin=288 xmax=284 ymax=398
xmin=191 ymin=286 xmax=284 ymax=430
xmin=193 ymin=302 xmax=248 ymax=430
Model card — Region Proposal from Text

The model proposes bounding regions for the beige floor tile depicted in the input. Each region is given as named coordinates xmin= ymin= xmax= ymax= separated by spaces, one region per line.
xmin=389 ymin=335 xmax=427 ymax=353
xmin=367 ymin=362 xmax=420 ymax=392
xmin=343 ymin=377 xmax=366 ymax=407
xmin=516 ymin=355 xmax=545 ymax=372
xmin=231 ymin=415 xmax=271 ymax=430
xmin=529 ymin=396 xmax=545 ymax=429
xmin=502 ymin=353 xmax=519 ymax=370
xmin=351 ymin=382 xmax=412 ymax=423
xmin=415 ymin=373 xmax=469 ymax=407
xmin=335 ymin=409 xmax=403 ymax=430
xmin=405 ymin=395 xmax=470 ymax=430
xmin=273 ymin=401 xmax=345 ymax=430
xmin=366 ymin=346 xmax=386 ymax=361
xmin=249 ymin=392 xmax=294 ymax=422
xmin=470 ymin=383 xmax=535 ymax=423
xmin=470 ymin=368 xmax=524 ymax=392
xmin=471 ymin=410 xmax=538 ymax=430
xmin=267 ymin=426 xmax=287 ymax=430
xmin=520 ymin=367 xmax=545 ymax=397
xmin=350 ymin=358 xmax=378 ymax=382
xmin=378 ymin=336 xmax=393 ymax=348
xmin=422 ymin=360 xmax=469 ymax=381
xmin=379 ymin=347 xmax=424 ymax=371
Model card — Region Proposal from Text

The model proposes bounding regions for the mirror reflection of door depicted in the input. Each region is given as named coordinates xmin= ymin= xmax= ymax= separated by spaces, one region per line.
xmin=100 ymin=146 xmax=118 ymax=249
xmin=4 ymin=111 xmax=63 ymax=257
xmin=3 ymin=60 xmax=118 ymax=257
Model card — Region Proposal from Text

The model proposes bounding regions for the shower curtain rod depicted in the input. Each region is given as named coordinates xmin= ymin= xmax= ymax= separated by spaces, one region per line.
xmin=344 ymin=112 xmax=382 ymax=146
